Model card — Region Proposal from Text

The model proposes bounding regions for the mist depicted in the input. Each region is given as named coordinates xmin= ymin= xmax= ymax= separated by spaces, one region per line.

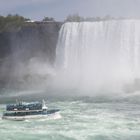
xmin=0 ymin=22 xmax=60 ymax=95
xmin=1 ymin=20 xmax=140 ymax=98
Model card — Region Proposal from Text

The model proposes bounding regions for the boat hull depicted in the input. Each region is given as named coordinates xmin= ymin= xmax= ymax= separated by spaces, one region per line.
xmin=2 ymin=112 xmax=61 ymax=121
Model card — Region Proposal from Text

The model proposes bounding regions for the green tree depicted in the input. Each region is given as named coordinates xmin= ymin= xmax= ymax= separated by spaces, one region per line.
xmin=42 ymin=17 xmax=55 ymax=22
xmin=65 ymin=14 xmax=85 ymax=22
xmin=0 ymin=14 xmax=30 ymax=32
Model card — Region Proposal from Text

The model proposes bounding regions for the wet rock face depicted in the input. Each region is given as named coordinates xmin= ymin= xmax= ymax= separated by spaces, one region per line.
xmin=10 ymin=22 xmax=62 ymax=64
xmin=0 ymin=32 xmax=11 ymax=59
xmin=0 ymin=22 xmax=62 ymax=89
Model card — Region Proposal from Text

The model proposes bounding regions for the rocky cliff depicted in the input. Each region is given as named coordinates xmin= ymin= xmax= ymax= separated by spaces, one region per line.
xmin=0 ymin=22 xmax=62 ymax=89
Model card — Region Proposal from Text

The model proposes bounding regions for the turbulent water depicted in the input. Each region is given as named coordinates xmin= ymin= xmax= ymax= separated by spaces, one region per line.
xmin=55 ymin=20 xmax=140 ymax=93
xmin=1 ymin=97 xmax=140 ymax=140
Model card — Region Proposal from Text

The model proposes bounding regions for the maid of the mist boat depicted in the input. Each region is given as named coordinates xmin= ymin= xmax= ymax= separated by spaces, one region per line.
xmin=2 ymin=100 xmax=61 ymax=121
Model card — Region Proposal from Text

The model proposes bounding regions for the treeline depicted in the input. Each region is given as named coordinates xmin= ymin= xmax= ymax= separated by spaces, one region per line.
xmin=65 ymin=14 xmax=114 ymax=22
xmin=0 ymin=14 xmax=30 ymax=32
xmin=0 ymin=14 xmax=57 ymax=32
xmin=0 ymin=14 xmax=137 ymax=32
xmin=65 ymin=14 xmax=132 ymax=22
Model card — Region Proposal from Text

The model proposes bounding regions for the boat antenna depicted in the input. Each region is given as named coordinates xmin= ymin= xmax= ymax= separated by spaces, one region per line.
xmin=42 ymin=99 xmax=48 ymax=111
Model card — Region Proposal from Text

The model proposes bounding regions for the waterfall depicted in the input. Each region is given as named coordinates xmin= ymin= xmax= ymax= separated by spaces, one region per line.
xmin=55 ymin=20 xmax=140 ymax=92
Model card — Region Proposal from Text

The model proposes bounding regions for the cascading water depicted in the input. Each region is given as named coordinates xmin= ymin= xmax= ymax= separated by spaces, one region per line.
xmin=55 ymin=20 xmax=140 ymax=93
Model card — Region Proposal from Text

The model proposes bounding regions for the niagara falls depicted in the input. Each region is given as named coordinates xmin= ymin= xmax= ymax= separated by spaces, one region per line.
xmin=1 ymin=0 xmax=140 ymax=140
xmin=55 ymin=20 xmax=140 ymax=94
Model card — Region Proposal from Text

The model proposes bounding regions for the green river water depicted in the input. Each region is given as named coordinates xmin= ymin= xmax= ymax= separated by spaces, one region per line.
xmin=0 ymin=94 xmax=140 ymax=140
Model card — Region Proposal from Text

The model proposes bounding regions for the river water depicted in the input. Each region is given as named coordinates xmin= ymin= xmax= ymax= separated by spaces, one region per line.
xmin=0 ymin=94 xmax=140 ymax=140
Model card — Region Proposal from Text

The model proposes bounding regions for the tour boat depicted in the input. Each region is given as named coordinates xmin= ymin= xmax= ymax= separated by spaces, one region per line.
xmin=2 ymin=100 xmax=61 ymax=121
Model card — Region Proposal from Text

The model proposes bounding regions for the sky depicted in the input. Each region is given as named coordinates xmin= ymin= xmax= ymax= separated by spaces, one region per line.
xmin=0 ymin=0 xmax=140 ymax=21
